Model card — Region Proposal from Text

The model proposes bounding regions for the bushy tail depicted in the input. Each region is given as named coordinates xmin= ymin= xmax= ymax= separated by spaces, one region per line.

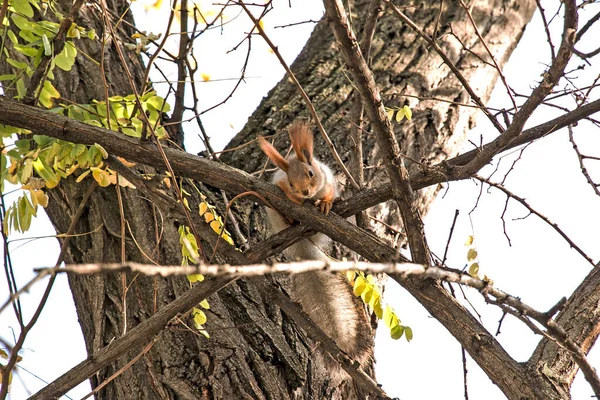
xmin=265 ymin=207 xmax=371 ymax=365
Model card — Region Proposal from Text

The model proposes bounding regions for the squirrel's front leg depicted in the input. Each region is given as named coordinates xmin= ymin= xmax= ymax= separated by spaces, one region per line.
xmin=315 ymin=184 xmax=335 ymax=215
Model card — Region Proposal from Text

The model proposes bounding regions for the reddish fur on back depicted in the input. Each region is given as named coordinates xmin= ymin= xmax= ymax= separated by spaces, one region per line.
xmin=288 ymin=121 xmax=313 ymax=163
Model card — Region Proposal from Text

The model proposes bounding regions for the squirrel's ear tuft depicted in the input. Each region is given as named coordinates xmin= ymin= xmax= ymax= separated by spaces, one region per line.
xmin=289 ymin=120 xmax=314 ymax=164
xmin=258 ymin=136 xmax=289 ymax=172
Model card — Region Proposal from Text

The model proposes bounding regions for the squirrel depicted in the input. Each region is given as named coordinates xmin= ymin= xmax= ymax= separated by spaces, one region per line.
xmin=258 ymin=121 xmax=372 ymax=372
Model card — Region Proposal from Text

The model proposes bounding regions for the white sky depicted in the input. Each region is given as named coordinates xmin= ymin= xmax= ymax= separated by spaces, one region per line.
xmin=1 ymin=1 xmax=599 ymax=399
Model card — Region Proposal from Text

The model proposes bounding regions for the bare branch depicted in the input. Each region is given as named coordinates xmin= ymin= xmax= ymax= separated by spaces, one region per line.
xmin=238 ymin=0 xmax=360 ymax=190
xmin=385 ymin=1 xmax=506 ymax=133
xmin=455 ymin=0 xmax=578 ymax=176
xmin=475 ymin=175 xmax=596 ymax=267
xmin=323 ymin=0 xmax=431 ymax=265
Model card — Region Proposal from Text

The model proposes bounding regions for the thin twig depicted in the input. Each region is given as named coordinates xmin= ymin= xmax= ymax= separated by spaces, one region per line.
xmin=475 ymin=175 xmax=595 ymax=267
xmin=385 ymin=1 xmax=505 ymax=133
xmin=238 ymin=1 xmax=360 ymax=190
xmin=457 ymin=0 xmax=517 ymax=112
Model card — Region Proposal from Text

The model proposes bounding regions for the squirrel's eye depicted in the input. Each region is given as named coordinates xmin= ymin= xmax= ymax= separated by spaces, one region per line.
xmin=289 ymin=181 xmax=295 ymax=189
xmin=308 ymin=170 xmax=314 ymax=178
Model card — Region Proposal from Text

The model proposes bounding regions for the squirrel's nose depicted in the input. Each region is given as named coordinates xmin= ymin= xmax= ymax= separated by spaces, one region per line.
xmin=303 ymin=189 xmax=309 ymax=196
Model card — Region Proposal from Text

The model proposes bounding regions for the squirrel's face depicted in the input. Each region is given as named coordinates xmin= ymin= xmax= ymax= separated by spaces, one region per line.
xmin=287 ymin=160 xmax=324 ymax=199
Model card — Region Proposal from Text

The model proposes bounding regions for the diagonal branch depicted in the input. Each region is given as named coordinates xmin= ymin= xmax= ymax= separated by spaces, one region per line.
xmin=454 ymin=0 xmax=578 ymax=176
xmin=28 ymin=275 xmax=238 ymax=400
xmin=323 ymin=0 xmax=431 ymax=265
xmin=385 ymin=0 xmax=506 ymax=133
xmin=529 ymin=264 xmax=600 ymax=395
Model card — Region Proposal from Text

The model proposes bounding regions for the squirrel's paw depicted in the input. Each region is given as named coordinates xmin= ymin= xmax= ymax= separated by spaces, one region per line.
xmin=315 ymin=199 xmax=332 ymax=215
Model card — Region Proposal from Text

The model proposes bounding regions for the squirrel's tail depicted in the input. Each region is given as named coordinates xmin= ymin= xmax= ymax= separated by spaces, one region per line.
xmin=265 ymin=207 xmax=372 ymax=365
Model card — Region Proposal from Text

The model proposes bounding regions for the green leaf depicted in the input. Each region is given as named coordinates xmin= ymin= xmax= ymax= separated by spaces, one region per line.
xmin=0 ymin=74 xmax=16 ymax=81
xmin=15 ymin=138 xmax=30 ymax=153
xmin=120 ymin=127 xmax=139 ymax=137
xmin=42 ymin=34 xmax=52 ymax=56
xmin=13 ymin=0 xmax=34 ymax=18
xmin=71 ymin=143 xmax=86 ymax=158
xmin=390 ymin=325 xmax=405 ymax=340
xmin=33 ymin=135 xmax=54 ymax=147
xmin=404 ymin=326 xmax=413 ymax=342
xmin=16 ymin=78 xmax=26 ymax=99
xmin=18 ymin=195 xmax=32 ymax=231
xmin=54 ymin=42 xmax=77 ymax=71
xmin=6 ymin=57 xmax=28 ymax=70
xmin=14 ymin=43 xmax=38 ymax=57
xmin=11 ymin=14 xmax=31 ymax=32
xmin=7 ymin=30 xmax=19 ymax=45
xmin=93 ymin=143 xmax=108 ymax=159
xmin=145 ymin=95 xmax=171 ymax=112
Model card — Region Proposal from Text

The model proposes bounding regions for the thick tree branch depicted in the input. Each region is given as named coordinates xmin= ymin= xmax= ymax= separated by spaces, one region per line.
xmin=323 ymin=0 xmax=431 ymax=265
xmin=529 ymin=263 xmax=600 ymax=394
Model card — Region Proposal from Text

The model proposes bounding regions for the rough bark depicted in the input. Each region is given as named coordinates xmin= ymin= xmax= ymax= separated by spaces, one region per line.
xmin=5 ymin=0 xmax=583 ymax=399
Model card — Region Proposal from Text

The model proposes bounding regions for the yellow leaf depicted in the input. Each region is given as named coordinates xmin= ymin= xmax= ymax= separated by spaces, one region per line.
xmin=92 ymin=169 xmax=111 ymax=187
xmin=346 ymin=270 xmax=356 ymax=283
xmin=353 ymin=275 xmax=366 ymax=296
xmin=395 ymin=109 xmax=405 ymax=122
xmin=386 ymin=109 xmax=394 ymax=120
xmin=193 ymin=307 xmax=207 ymax=325
xmin=204 ymin=212 xmax=214 ymax=223
xmin=199 ymin=202 xmax=208 ymax=216
xmin=30 ymin=189 xmax=49 ymax=208
xmin=465 ymin=235 xmax=474 ymax=246
xmin=76 ymin=169 xmax=91 ymax=183
xmin=187 ymin=274 xmax=204 ymax=283
xmin=199 ymin=299 xmax=210 ymax=309
xmin=467 ymin=248 xmax=478 ymax=262
xmin=210 ymin=220 xmax=222 ymax=234
xmin=201 ymin=73 xmax=211 ymax=82
xmin=403 ymin=105 xmax=412 ymax=121
xmin=469 ymin=262 xmax=480 ymax=277
xmin=67 ymin=22 xmax=81 ymax=39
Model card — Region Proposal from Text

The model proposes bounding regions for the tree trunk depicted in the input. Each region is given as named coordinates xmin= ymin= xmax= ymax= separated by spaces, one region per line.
xmin=1 ymin=0 xmax=542 ymax=399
